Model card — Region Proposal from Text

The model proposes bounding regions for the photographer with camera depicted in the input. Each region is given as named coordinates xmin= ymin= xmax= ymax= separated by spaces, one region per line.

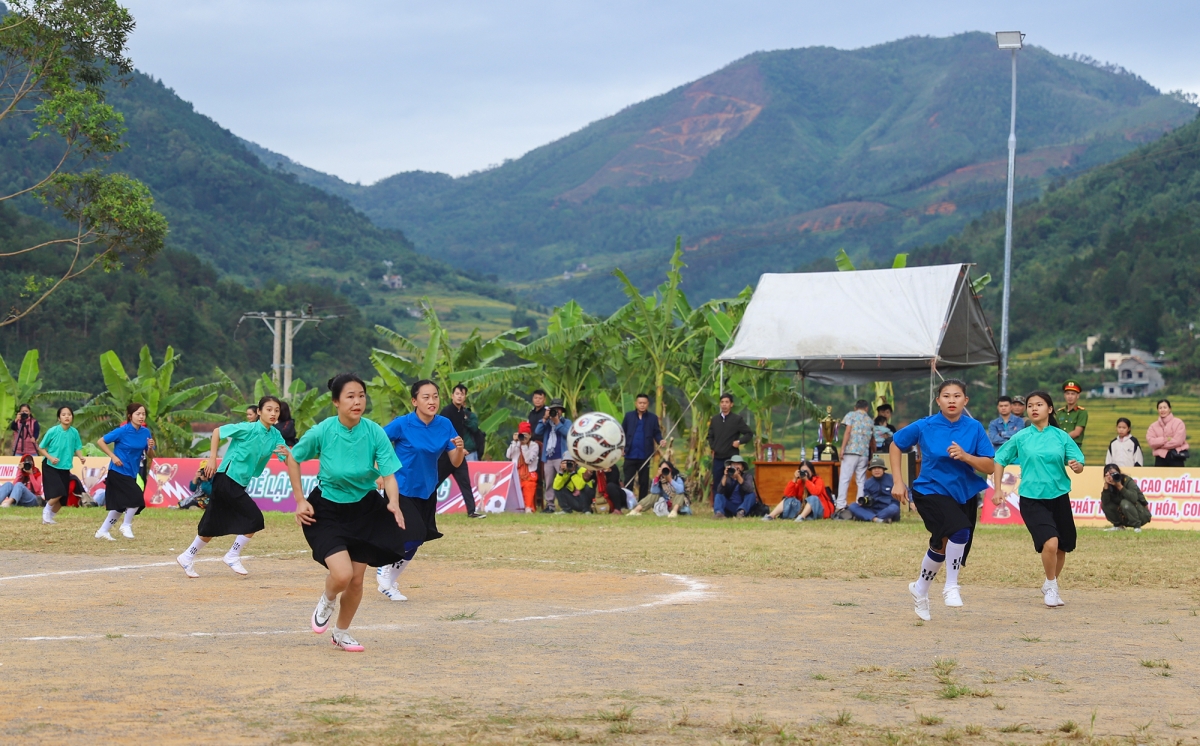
xmin=507 ymin=422 xmax=541 ymax=512
xmin=7 ymin=403 xmax=40 ymax=458
xmin=535 ymin=399 xmax=572 ymax=513
xmin=625 ymin=460 xmax=686 ymax=517
xmin=713 ymin=455 xmax=756 ymax=518
xmin=847 ymin=455 xmax=900 ymax=523
xmin=763 ymin=460 xmax=831 ymax=521
xmin=552 ymin=458 xmax=595 ymax=513
xmin=0 ymin=454 xmax=43 ymax=507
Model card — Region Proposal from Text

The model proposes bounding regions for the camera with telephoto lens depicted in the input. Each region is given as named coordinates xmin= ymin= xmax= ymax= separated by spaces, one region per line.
xmin=19 ymin=412 xmax=28 ymax=421
xmin=856 ymin=492 xmax=872 ymax=507
xmin=799 ymin=468 xmax=811 ymax=479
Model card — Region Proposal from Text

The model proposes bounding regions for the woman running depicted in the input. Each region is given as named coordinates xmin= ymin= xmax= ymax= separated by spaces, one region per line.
xmin=992 ymin=391 xmax=1085 ymax=608
xmin=890 ymin=379 xmax=995 ymax=621
xmin=94 ymin=403 xmax=155 ymax=540
xmin=288 ymin=373 xmax=424 ymax=652
xmin=37 ymin=406 xmax=84 ymax=525
xmin=375 ymin=379 xmax=466 ymax=601
xmin=176 ymin=396 xmax=288 ymax=578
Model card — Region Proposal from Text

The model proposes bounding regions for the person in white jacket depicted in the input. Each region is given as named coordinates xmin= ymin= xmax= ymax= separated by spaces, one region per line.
xmin=1105 ymin=417 xmax=1144 ymax=468
xmin=506 ymin=422 xmax=540 ymax=512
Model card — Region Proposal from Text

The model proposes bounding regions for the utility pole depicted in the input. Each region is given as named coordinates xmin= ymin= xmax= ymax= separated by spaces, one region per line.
xmin=995 ymin=30 xmax=1024 ymax=395
xmin=236 ymin=306 xmax=342 ymax=398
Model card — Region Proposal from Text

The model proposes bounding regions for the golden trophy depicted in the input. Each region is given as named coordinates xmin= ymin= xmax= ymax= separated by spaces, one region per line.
xmin=819 ymin=406 xmax=837 ymax=462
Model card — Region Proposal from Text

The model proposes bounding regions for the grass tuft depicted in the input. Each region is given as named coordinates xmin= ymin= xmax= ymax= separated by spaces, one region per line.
xmin=439 ymin=609 xmax=479 ymax=621
xmin=595 ymin=705 xmax=634 ymax=722
xmin=918 ymin=713 xmax=943 ymax=725
xmin=1059 ymin=719 xmax=1078 ymax=733
xmin=832 ymin=709 xmax=853 ymax=726
xmin=964 ymin=723 xmax=983 ymax=735
xmin=532 ymin=725 xmax=580 ymax=741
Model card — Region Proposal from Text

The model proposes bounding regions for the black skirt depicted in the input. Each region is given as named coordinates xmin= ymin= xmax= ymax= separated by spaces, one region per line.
xmin=197 ymin=472 xmax=265 ymax=538
xmin=403 ymin=494 xmax=444 ymax=544
xmin=302 ymin=488 xmax=427 ymax=567
xmin=42 ymin=464 xmax=73 ymax=501
xmin=1019 ymin=494 xmax=1077 ymax=553
xmin=912 ymin=491 xmax=979 ymax=564
xmin=104 ymin=471 xmax=145 ymax=512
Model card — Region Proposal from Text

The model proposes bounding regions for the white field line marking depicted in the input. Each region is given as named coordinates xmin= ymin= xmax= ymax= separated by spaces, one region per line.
xmin=0 ymin=550 xmax=307 ymax=583
xmin=12 ymin=574 xmax=713 ymax=643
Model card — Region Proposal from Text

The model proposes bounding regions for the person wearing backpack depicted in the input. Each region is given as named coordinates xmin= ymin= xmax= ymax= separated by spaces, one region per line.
xmin=1105 ymin=418 xmax=1143 ymax=468
xmin=1100 ymin=464 xmax=1151 ymax=532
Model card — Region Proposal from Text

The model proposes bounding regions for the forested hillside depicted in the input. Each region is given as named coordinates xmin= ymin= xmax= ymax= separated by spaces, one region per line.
xmin=912 ymin=112 xmax=1200 ymax=385
xmin=255 ymin=33 xmax=1196 ymax=310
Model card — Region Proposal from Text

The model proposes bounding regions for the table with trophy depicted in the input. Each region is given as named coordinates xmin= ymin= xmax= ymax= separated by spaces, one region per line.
xmin=753 ymin=406 xmax=857 ymax=507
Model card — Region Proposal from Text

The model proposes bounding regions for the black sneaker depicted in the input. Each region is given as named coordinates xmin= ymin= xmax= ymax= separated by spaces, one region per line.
xmin=467 ymin=512 xmax=486 ymax=519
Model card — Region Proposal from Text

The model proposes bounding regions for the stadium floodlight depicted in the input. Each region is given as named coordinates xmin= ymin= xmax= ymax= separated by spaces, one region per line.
xmin=996 ymin=31 xmax=1023 ymax=394
xmin=995 ymin=31 xmax=1024 ymax=50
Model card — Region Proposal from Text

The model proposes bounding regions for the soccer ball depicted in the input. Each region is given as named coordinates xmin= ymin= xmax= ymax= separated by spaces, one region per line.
xmin=567 ymin=412 xmax=625 ymax=469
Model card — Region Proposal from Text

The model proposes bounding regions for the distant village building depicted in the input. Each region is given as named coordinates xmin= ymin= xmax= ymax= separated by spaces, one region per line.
xmin=1101 ymin=348 xmax=1165 ymax=398
xmin=381 ymin=274 xmax=404 ymax=290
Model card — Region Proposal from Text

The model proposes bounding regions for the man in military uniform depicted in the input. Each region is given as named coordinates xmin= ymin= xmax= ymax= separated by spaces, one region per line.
xmin=1058 ymin=380 xmax=1088 ymax=447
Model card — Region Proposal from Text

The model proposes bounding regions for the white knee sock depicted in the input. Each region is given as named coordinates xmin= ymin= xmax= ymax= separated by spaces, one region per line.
xmin=42 ymin=504 xmax=53 ymax=522
xmin=122 ymin=508 xmax=137 ymax=526
xmin=944 ymin=541 xmax=967 ymax=588
xmin=183 ymin=536 xmax=207 ymax=559
xmin=379 ymin=559 xmax=407 ymax=588
xmin=914 ymin=549 xmax=944 ymax=596
xmin=100 ymin=510 xmax=120 ymax=534
xmin=225 ymin=535 xmax=250 ymax=559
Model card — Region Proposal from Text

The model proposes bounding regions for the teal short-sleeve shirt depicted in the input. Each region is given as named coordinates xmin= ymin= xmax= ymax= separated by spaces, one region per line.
xmin=217 ymin=420 xmax=287 ymax=487
xmin=39 ymin=425 xmax=82 ymax=468
xmin=291 ymin=417 xmax=401 ymax=503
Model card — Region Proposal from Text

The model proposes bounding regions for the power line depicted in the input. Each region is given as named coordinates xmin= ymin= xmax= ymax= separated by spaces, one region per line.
xmin=236 ymin=306 xmax=347 ymax=395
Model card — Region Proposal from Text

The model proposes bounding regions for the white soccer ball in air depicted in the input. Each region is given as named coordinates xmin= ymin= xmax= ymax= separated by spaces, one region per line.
xmin=567 ymin=412 xmax=625 ymax=469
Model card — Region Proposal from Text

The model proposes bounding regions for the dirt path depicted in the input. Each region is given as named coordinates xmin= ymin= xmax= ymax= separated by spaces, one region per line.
xmin=1 ymin=551 xmax=1197 ymax=744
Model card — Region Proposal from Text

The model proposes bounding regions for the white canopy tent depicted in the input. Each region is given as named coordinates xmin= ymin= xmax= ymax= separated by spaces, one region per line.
xmin=718 ymin=264 xmax=999 ymax=385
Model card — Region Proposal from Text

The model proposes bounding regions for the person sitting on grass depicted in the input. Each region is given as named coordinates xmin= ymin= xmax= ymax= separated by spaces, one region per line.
xmin=177 ymin=461 xmax=214 ymax=510
xmin=627 ymin=461 xmax=685 ymax=516
xmin=0 ymin=454 xmax=42 ymax=507
xmin=763 ymin=460 xmax=830 ymax=521
xmin=847 ymin=455 xmax=900 ymax=523
xmin=553 ymin=460 xmax=595 ymax=514
xmin=1100 ymin=464 xmax=1151 ymax=532
xmin=714 ymin=455 xmax=756 ymax=518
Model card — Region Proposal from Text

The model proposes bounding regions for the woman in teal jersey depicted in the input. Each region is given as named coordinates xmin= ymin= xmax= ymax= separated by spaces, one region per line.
xmin=175 ymin=396 xmax=289 ymax=578
xmin=286 ymin=373 xmax=424 ymax=652
xmin=37 ymin=406 xmax=84 ymax=525
xmin=993 ymin=391 xmax=1085 ymax=609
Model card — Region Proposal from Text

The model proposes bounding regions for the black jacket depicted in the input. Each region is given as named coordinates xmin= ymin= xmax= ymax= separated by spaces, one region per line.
xmin=440 ymin=404 xmax=484 ymax=458
xmin=528 ymin=406 xmax=547 ymax=442
xmin=707 ymin=412 xmax=753 ymax=460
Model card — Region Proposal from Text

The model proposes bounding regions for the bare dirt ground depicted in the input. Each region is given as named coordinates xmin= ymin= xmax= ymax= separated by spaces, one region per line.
xmin=1 ymin=549 xmax=1198 ymax=745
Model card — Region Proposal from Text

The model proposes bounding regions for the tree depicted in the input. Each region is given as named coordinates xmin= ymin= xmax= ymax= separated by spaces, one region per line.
xmin=75 ymin=344 xmax=223 ymax=455
xmin=216 ymin=368 xmax=331 ymax=435
xmin=0 ymin=0 xmax=167 ymax=326
xmin=0 ymin=349 xmax=88 ymax=447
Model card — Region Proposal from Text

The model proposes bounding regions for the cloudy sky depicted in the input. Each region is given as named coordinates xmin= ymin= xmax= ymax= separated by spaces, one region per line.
xmin=122 ymin=0 xmax=1200 ymax=184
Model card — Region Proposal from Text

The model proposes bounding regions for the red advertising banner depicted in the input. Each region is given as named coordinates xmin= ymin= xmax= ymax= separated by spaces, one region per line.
xmin=143 ymin=458 xmax=319 ymax=512
xmin=982 ymin=465 xmax=1200 ymax=530
xmin=0 ymin=456 xmax=113 ymax=504
xmin=140 ymin=458 xmax=523 ymax=514
xmin=434 ymin=460 xmax=524 ymax=514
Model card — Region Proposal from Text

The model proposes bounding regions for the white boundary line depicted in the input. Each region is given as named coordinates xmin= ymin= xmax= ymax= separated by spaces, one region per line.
xmin=10 ymin=573 xmax=713 ymax=643
xmin=0 ymin=550 xmax=308 ymax=583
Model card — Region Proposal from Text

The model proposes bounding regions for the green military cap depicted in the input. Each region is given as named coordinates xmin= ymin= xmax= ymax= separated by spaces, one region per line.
xmin=1061 ymin=380 xmax=1082 ymax=393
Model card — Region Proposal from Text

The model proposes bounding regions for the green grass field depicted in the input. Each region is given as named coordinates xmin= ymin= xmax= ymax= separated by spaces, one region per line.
xmin=5 ymin=509 xmax=1199 ymax=595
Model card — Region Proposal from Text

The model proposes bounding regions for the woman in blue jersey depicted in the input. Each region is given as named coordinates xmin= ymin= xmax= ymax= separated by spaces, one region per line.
xmin=889 ymin=379 xmax=995 ymax=621
xmin=287 ymin=374 xmax=425 ymax=652
xmin=176 ymin=396 xmax=289 ymax=578
xmin=94 ymin=403 xmax=156 ymax=541
xmin=375 ymin=379 xmax=467 ymax=602
xmin=37 ymin=406 xmax=84 ymax=525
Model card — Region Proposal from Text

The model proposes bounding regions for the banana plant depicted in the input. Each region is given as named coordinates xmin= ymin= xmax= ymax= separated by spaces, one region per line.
xmin=75 ymin=345 xmax=224 ymax=456
xmin=0 ymin=350 xmax=89 ymax=424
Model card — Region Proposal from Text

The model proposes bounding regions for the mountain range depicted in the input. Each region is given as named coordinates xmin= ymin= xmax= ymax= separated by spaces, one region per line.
xmin=250 ymin=32 xmax=1197 ymax=310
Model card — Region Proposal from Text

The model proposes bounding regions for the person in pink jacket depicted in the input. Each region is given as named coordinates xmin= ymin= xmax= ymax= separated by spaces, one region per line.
xmin=1146 ymin=399 xmax=1189 ymax=467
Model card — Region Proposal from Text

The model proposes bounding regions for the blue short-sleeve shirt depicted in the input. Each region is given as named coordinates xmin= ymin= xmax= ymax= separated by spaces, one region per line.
xmin=102 ymin=423 xmax=153 ymax=478
xmin=892 ymin=413 xmax=994 ymax=504
xmin=383 ymin=412 xmax=458 ymax=500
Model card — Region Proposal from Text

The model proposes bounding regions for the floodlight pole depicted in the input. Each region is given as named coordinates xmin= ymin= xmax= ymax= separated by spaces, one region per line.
xmin=998 ymin=35 xmax=1021 ymax=395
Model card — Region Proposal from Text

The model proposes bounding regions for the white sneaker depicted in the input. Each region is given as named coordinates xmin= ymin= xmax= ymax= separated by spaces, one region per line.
xmin=312 ymin=595 xmax=336 ymax=634
xmin=331 ymin=629 xmax=364 ymax=652
xmin=42 ymin=515 xmax=57 ymax=525
xmin=95 ymin=529 xmax=116 ymax=541
xmin=909 ymin=581 xmax=931 ymax=621
xmin=119 ymin=524 xmax=134 ymax=539
xmin=942 ymin=585 xmax=963 ymax=607
xmin=177 ymin=554 xmax=199 ymax=579
xmin=1104 ymin=526 xmax=1125 ymax=531
xmin=1133 ymin=527 xmax=1142 ymax=533
xmin=1042 ymin=580 xmax=1065 ymax=608
xmin=379 ymin=586 xmax=408 ymax=601
xmin=224 ymin=556 xmax=248 ymax=576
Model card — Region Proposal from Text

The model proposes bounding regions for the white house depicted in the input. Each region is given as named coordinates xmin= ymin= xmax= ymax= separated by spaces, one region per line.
xmin=1101 ymin=352 xmax=1164 ymax=399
